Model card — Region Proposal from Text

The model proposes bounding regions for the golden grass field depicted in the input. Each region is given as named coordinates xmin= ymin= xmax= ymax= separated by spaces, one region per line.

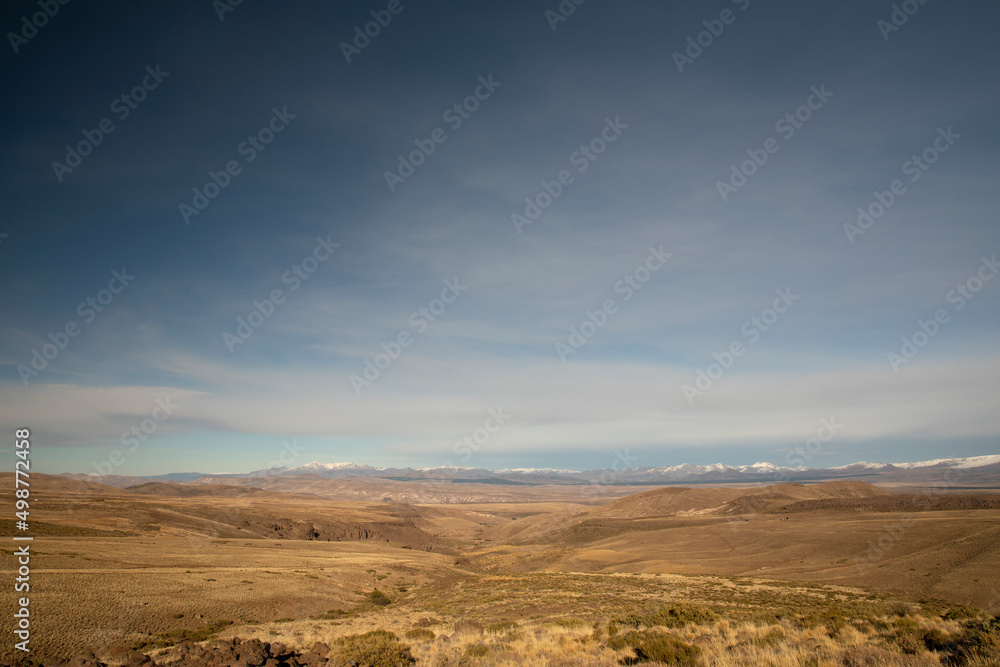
xmin=2 ymin=473 xmax=999 ymax=665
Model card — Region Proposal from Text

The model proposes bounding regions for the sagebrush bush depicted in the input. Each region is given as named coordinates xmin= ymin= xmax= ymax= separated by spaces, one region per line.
xmin=366 ymin=589 xmax=392 ymax=606
xmin=330 ymin=629 xmax=414 ymax=667
xmin=888 ymin=628 xmax=924 ymax=655
xmin=614 ymin=603 xmax=717 ymax=629
xmin=950 ymin=619 xmax=1000 ymax=664
xmin=620 ymin=630 xmax=700 ymax=666
xmin=922 ymin=628 xmax=952 ymax=652
xmin=942 ymin=605 xmax=984 ymax=621
xmin=131 ymin=619 xmax=234 ymax=651
xmin=465 ymin=642 xmax=490 ymax=657
xmin=486 ymin=620 xmax=519 ymax=633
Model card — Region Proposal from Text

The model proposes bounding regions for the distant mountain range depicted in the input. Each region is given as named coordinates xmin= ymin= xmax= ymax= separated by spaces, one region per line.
xmin=61 ymin=454 xmax=1000 ymax=490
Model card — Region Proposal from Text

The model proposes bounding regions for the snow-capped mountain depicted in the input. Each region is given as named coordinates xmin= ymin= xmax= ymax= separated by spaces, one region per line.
xmin=496 ymin=468 xmax=583 ymax=474
xmin=239 ymin=455 xmax=1000 ymax=484
xmin=231 ymin=455 xmax=1000 ymax=482
xmin=61 ymin=454 xmax=999 ymax=489
xmin=891 ymin=454 xmax=1000 ymax=469
xmin=827 ymin=461 xmax=888 ymax=470
xmin=284 ymin=461 xmax=382 ymax=474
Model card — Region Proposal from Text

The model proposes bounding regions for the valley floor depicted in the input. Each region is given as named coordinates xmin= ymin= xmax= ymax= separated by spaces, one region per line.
xmin=2 ymin=474 xmax=999 ymax=665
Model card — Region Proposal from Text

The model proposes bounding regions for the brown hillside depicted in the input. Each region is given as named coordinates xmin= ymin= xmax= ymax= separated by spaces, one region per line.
xmin=125 ymin=481 xmax=268 ymax=497
xmin=0 ymin=471 xmax=128 ymax=497
xmin=593 ymin=481 xmax=889 ymax=518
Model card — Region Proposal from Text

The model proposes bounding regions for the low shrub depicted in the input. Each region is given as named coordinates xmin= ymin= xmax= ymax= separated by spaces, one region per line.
xmin=130 ymin=619 xmax=234 ymax=651
xmin=465 ymin=643 xmax=490 ymax=657
xmin=922 ymin=628 xmax=952 ymax=652
xmin=330 ymin=630 xmax=415 ymax=667
xmin=889 ymin=629 xmax=924 ymax=655
xmin=486 ymin=620 xmax=519 ymax=633
xmin=619 ymin=630 xmax=700 ymax=666
xmin=614 ymin=603 xmax=717 ymax=630
xmin=366 ymin=589 xmax=392 ymax=606
xmin=942 ymin=605 xmax=984 ymax=621
xmin=947 ymin=619 xmax=1000 ymax=664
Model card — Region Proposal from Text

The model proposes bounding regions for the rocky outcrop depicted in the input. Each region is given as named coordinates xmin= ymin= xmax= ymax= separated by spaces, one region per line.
xmin=3 ymin=638 xmax=360 ymax=667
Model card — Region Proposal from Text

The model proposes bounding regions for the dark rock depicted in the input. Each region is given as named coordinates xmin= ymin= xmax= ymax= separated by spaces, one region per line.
xmin=127 ymin=651 xmax=154 ymax=667
xmin=324 ymin=659 xmax=359 ymax=667
xmin=297 ymin=651 xmax=322 ymax=666
xmin=209 ymin=640 xmax=238 ymax=663
xmin=237 ymin=638 xmax=269 ymax=666
xmin=66 ymin=655 xmax=99 ymax=667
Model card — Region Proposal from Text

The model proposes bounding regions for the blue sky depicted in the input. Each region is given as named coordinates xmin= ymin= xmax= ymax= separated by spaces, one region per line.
xmin=1 ymin=0 xmax=999 ymax=476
